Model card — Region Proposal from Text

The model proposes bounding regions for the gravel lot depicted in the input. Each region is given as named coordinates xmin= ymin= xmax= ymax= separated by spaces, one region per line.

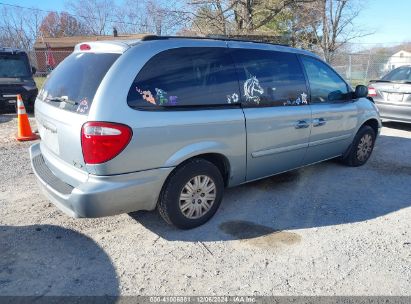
xmin=0 ymin=113 xmax=410 ymax=296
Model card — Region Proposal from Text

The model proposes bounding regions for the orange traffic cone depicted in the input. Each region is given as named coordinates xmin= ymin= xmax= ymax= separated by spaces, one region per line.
xmin=16 ymin=94 xmax=39 ymax=141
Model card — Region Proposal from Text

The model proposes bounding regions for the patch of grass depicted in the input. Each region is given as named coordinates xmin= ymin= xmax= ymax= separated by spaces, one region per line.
xmin=34 ymin=77 xmax=47 ymax=89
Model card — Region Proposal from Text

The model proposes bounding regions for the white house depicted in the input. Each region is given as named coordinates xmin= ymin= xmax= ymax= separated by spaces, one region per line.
xmin=385 ymin=50 xmax=411 ymax=71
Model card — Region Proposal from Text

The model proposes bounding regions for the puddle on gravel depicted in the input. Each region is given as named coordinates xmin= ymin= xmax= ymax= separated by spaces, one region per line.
xmin=219 ymin=220 xmax=301 ymax=250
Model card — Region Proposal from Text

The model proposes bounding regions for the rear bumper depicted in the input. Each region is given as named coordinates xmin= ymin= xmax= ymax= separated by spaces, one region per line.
xmin=30 ymin=143 xmax=173 ymax=218
xmin=375 ymin=102 xmax=411 ymax=123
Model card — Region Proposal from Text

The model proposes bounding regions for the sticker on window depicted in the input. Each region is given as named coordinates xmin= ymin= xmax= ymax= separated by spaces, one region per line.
xmin=136 ymin=87 xmax=156 ymax=105
xmin=168 ymin=95 xmax=178 ymax=105
xmin=155 ymin=88 xmax=168 ymax=105
xmin=244 ymin=76 xmax=264 ymax=104
xmin=283 ymin=92 xmax=309 ymax=106
xmin=76 ymin=98 xmax=89 ymax=113
xmin=227 ymin=93 xmax=239 ymax=104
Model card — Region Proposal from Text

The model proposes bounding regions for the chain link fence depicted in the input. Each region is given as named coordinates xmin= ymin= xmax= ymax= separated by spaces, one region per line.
xmin=27 ymin=48 xmax=411 ymax=88
xmin=329 ymin=52 xmax=411 ymax=87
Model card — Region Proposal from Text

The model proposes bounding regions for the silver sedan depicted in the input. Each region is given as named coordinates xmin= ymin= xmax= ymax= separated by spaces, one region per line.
xmin=368 ymin=65 xmax=411 ymax=123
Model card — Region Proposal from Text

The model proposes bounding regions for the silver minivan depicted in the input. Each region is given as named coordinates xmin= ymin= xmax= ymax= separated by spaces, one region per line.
xmin=30 ymin=36 xmax=381 ymax=229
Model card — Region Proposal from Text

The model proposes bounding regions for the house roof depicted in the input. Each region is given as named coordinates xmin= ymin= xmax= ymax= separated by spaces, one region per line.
xmin=34 ymin=34 xmax=151 ymax=49
xmin=392 ymin=50 xmax=411 ymax=56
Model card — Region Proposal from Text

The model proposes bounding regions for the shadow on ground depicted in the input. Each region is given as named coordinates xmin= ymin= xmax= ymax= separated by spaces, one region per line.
xmin=130 ymin=133 xmax=411 ymax=242
xmin=0 ymin=225 xmax=119 ymax=297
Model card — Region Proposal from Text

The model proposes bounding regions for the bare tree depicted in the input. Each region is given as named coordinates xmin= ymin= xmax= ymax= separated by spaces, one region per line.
xmin=112 ymin=0 xmax=147 ymax=34
xmin=0 ymin=5 xmax=44 ymax=49
xmin=67 ymin=0 xmax=115 ymax=35
xmin=307 ymin=0 xmax=372 ymax=62
xmin=107 ymin=0 xmax=187 ymax=35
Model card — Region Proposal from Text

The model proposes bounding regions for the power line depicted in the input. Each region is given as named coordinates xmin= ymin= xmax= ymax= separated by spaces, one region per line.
xmin=0 ymin=1 xmax=142 ymax=28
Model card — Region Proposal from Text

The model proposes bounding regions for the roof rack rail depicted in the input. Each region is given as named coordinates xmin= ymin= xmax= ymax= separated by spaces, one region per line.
xmin=140 ymin=35 xmax=290 ymax=47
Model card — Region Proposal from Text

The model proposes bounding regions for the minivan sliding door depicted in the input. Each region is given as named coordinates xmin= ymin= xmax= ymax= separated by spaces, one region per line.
xmin=229 ymin=46 xmax=312 ymax=181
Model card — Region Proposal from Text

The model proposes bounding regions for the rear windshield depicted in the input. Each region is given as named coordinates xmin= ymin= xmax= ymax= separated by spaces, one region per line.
xmin=0 ymin=53 xmax=31 ymax=78
xmin=382 ymin=67 xmax=411 ymax=82
xmin=39 ymin=52 xmax=120 ymax=113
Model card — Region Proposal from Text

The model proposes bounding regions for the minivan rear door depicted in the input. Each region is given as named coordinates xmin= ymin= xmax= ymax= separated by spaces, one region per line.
xmin=229 ymin=46 xmax=312 ymax=181
xmin=35 ymin=49 xmax=121 ymax=185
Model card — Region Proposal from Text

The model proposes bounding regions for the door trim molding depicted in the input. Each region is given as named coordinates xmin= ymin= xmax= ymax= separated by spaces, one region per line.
xmin=309 ymin=133 xmax=352 ymax=147
xmin=251 ymin=142 xmax=308 ymax=158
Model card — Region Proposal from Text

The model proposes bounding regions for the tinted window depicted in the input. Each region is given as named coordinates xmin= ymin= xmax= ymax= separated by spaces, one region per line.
xmin=382 ymin=66 xmax=411 ymax=82
xmin=39 ymin=52 xmax=119 ymax=114
xmin=127 ymin=47 xmax=240 ymax=108
xmin=301 ymin=56 xmax=348 ymax=103
xmin=231 ymin=49 xmax=308 ymax=107
xmin=0 ymin=53 xmax=31 ymax=78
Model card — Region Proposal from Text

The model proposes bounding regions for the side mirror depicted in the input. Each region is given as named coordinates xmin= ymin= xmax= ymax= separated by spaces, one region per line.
xmin=31 ymin=66 xmax=37 ymax=75
xmin=355 ymin=85 xmax=368 ymax=98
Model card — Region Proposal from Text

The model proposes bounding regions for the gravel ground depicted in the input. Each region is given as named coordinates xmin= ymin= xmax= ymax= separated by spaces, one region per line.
xmin=0 ymin=113 xmax=410 ymax=296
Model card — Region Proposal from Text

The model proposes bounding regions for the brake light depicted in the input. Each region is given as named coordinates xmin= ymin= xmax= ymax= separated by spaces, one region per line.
xmin=81 ymin=122 xmax=132 ymax=164
xmin=368 ymin=86 xmax=377 ymax=97
xmin=80 ymin=44 xmax=91 ymax=51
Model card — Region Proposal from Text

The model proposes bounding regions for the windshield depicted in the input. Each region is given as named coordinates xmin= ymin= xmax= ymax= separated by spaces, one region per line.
xmin=382 ymin=66 xmax=411 ymax=82
xmin=39 ymin=52 xmax=120 ymax=114
xmin=0 ymin=53 xmax=31 ymax=78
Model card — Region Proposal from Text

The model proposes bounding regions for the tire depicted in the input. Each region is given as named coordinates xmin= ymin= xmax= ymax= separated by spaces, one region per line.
xmin=158 ymin=158 xmax=224 ymax=229
xmin=342 ymin=125 xmax=376 ymax=167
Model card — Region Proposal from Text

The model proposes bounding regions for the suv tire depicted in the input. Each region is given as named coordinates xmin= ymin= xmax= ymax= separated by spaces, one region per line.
xmin=158 ymin=158 xmax=224 ymax=229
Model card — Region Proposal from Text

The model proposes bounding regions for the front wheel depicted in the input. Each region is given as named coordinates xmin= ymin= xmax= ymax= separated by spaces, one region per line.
xmin=158 ymin=158 xmax=224 ymax=229
xmin=342 ymin=125 xmax=376 ymax=167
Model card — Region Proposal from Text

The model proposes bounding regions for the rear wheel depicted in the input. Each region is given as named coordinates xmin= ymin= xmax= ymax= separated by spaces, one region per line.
xmin=342 ymin=125 xmax=376 ymax=167
xmin=158 ymin=158 xmax=224 ymax=229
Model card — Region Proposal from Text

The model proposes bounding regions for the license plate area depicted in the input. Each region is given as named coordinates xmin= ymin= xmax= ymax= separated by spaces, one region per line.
xmin=387 ymin=93 xmax=404 ymax=102
xmin=38 ymin=123 xmax=59 ymax=155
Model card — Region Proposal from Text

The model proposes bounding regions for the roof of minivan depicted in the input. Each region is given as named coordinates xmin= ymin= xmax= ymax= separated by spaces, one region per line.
xmin=74 ymin=35 xmax=319 ymax=58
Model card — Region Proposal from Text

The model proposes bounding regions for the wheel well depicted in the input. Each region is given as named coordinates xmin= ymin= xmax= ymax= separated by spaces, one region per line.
xmin=361 ymin=119 xmax=379 ymax=135
xmin=186 ymin=153 xmax=230 ymax=187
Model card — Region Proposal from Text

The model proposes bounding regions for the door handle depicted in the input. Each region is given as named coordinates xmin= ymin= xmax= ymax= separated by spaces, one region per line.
xmin=313 ymin=118 xmax=326 ymax=127
xmin=295 ymin=120 xmax=310 ymax=129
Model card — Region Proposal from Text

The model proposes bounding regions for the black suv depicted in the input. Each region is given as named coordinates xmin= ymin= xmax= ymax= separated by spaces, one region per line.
xmin=0 ymin=47 xmax=38 ymax=112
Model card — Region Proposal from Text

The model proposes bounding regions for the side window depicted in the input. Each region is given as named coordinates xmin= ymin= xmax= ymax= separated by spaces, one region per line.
xmin=127 ymin=47 xmax=240 ymax=108
xmin=301 ymin=56 xmax=349 ymax=103
xmin=231 ymin=49 xmax=308 ymax=107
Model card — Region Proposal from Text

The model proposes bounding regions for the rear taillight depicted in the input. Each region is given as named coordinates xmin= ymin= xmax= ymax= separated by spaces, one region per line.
xmin=81 ymin=122 xmax=132 ymax=164
xmin=368 ymin=86 xmax=377 ymax=97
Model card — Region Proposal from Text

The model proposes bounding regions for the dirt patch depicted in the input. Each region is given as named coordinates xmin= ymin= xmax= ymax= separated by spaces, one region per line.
xmin=220 ymin=220 xmax=301 ymax=250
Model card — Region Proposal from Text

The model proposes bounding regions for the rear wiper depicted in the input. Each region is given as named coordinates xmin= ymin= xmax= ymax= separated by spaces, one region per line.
xmin=45 ymin=96 xmax=78 ymax=105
